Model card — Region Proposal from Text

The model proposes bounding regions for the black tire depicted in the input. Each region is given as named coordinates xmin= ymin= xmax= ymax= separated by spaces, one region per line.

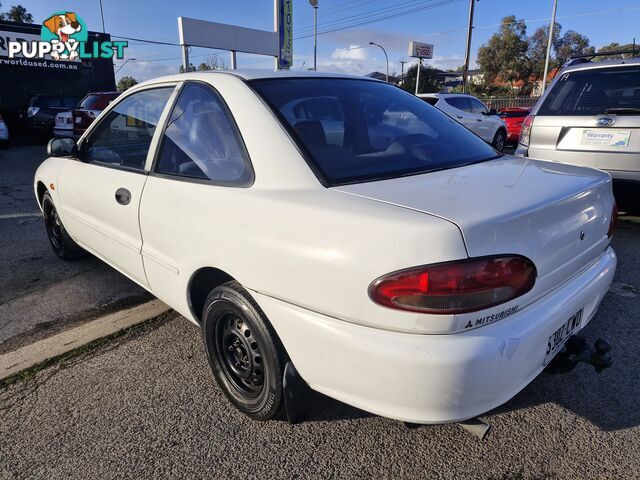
xmin=492 ymin=129 xmax=506 ymax=152
xmin=202 ymin=281 xmax=286 ymax=420
xmin=42 ymin=192 xmax=84 ymax=260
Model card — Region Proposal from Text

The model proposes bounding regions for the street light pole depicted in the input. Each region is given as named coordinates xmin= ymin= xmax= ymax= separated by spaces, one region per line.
xmin=98 ymin=0 xmax=106 ymax=33
xmin=369 ymin=41 xmax=389 ymax=82
xmin=462 ymin=0 xmax=476 ymax=93
xmin=309 ymin=0 xmax=319 ymax=70
xmin=399 ymin=60 xmax=406 ymax=84
xmin=541 ymin=0 xmax=558 ymax=93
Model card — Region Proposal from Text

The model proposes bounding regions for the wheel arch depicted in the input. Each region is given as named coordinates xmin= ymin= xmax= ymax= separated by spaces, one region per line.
xmin=187 ymin=266 xmax=236 ymax=324
xmin=36 ymin=181 xmax=48 ymax=209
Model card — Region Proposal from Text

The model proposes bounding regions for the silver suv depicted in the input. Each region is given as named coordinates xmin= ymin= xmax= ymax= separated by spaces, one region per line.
xmin=516 ymin=57 xmax=640 ymax=195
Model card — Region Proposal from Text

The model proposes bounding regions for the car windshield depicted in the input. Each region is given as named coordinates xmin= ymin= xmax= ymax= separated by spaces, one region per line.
xmin=538 ymin=65 xmax=640 ymax=116
xmin=251 ymin=78 xmax=499 ymax=186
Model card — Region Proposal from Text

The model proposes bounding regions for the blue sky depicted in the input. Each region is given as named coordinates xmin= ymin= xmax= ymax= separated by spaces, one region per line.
xmin=12 ymin=0 xmax=640 ymax=80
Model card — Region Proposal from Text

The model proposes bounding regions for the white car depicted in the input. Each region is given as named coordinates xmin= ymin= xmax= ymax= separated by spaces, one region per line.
xmin=0 ymin=114 xmax=9 ymax=147
xmin=34 ymin=71 xmax=617 ymax=427
xmin=418 ymin=93 xmax=508 ymax=151
xmin=53 ymin=111 xmax=73 ymax=137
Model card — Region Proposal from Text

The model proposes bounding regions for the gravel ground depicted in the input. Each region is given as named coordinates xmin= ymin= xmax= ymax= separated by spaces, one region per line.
xmin=1 ymin=219 xmax=639 ymax=479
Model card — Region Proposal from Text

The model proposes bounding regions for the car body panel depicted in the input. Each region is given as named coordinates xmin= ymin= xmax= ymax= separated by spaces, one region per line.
xmin=498 ymin=107 xmax=531 ymax=143
xmin=33 ymin=70 xmax=617 ymax=424
xmin=521 ymin=60 xmax=640 ymax=184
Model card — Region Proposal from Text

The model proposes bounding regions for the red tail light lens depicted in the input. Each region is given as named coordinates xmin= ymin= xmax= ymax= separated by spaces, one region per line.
xmin=607 ymin=202 xmax=618 ymax=238
xmin=519 ymin=115 xmax=534 ymax=146
xmin=370 ymin=256 xmax=536 ymax=314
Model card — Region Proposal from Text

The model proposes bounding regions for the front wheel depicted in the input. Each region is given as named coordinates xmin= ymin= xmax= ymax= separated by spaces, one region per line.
xmin=202 ymin=281 xmax=286 ymax=420
xmin=42 ymin=192 xmax=84 ymax=260
xmin=492 ymin=129 xmax=506 ymax=152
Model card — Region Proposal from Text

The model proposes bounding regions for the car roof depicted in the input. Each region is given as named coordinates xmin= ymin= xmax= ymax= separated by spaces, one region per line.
xmin=559 ymin=56 xmax=640 ymax=74
xmin=144 ymin=69 xmax=379 ymax=85
xmin=417 ymin=93 xmax=474 ymax=98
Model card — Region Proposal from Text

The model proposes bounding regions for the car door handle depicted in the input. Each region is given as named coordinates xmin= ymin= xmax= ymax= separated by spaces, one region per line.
xmin=115 ymin=188 xmax=131 ymax=205
xmin=476 ymin=118 xmax=483 ymax=121
xmin=456 ymin=115 xmax=463 ymax=119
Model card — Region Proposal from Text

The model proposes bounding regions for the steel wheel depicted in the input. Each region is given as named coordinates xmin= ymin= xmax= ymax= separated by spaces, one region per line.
xmin=44 ymin=202 xmax=64 ymax=252
xmin=215 ymin=311 xmax=265 ymax=397
xmin=492 ymin=130 xmax=506 ymax=152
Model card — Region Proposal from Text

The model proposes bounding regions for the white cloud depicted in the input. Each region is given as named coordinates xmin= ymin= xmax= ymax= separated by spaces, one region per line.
xmin=331 ymin=45 xmax=367 ymax=61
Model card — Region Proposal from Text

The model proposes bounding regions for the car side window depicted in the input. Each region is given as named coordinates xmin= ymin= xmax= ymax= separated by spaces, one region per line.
xmin=155 ymin=82 xmax=253 ymax=186
xmin=82 ymin=87 xmax=174 ymax=171
xmin=446 ymin=97 xmax=471 ymax=112
xmin=469 ymin=98 xmax=488 ymax=115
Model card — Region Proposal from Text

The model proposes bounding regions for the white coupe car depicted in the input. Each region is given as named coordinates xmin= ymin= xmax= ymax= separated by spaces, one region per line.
xmin=35 ymin=71 xmax=617 ymax=428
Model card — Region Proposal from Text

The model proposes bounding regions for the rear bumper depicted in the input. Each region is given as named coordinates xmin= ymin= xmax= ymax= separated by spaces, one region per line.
xmin=253 ymin=247 xmax=616 ymax=423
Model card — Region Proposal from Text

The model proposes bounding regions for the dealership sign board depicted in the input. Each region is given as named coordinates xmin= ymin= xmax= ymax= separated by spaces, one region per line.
xmin=408 ymin=41 xmax=433 ymax=59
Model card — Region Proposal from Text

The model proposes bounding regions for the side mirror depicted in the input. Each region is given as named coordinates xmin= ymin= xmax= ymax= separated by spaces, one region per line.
xmin=47 ymin=137 xmax=78 ymax=157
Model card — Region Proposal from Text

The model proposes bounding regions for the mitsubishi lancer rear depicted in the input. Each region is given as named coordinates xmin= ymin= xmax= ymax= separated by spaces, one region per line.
xmin=252 ymin=76 xmax=617 ymax=425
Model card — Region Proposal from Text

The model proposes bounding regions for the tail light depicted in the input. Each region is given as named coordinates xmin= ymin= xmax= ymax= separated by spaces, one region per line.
xmin=519 ymin=115 xmax=534 ymax=146
xmin=607 ymin=202 xmax=618 ymax=238
xmin=27 ymin=106 xmax=40 ymax=117
xmin=370 ymin=256 xmax=536 ymax=314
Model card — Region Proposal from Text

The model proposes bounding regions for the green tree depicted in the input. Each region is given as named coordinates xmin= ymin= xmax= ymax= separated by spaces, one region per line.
xmin=595 ymin=42 xmax=638 ymax=61
xmin=117 ymin=76 xmax=139 ymax=91
xmin=179 ymin=64 xmax=195 ymax=73
xmin=401 ymin=64 xmax=442 ymax=94
xmin=197 ymin=62 xmax=211 ymax=71
xmin=556 ymin=30 xmax=594 ymax=65
xmin=1 ymin=4 xmax=33 ymax=23
xmin=476 ymin=15 xmax=532 ymax=94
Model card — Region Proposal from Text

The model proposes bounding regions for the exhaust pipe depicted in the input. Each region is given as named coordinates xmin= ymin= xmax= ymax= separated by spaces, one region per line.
xmin=458 ymin=418 xmax=492 ymax=440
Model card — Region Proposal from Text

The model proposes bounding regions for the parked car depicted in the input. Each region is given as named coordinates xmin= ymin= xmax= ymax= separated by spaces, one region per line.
xmin=35 ymin=71 xmax=617 ymax=427
xmin=20 ymin=94 xmax=83 ymax=140
xmin=516 ymin=56 xmax=640 ymax=210
xmin=73 ymin=91 xmax=121 ymax=137
xmin=53 ymin=111 xmax=74 ymax=137
xmin=498 ymin=107 xmax=532 ymax=145
xmin=418 ymin=93 xmax=508 ymax=151
xmin=0 ymin=113 xmax=9 ymax=147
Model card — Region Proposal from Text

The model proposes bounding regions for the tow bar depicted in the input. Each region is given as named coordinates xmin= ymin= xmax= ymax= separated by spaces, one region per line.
xmin=545 ymin=335 xmax=613 ymax=374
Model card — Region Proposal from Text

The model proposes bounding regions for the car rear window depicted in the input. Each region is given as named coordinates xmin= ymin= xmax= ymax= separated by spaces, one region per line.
xmin=251 ymin=78 xmax=499 ymax=186
xmin=420 ymin=96 xmax=438 ymax=106
xmin=79 ymin=94 xmax=118 ymax=110
xmin=31 ymin=96 xmax=81 ymax=109
xmin=538 ymin=65 xmax=640 ymax=116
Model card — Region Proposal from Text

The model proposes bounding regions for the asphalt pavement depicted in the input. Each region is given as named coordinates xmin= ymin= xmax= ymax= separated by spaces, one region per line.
xmin=0 ymin=146 xmax=149 ymax=353
xmin=1 ymin=217 xmax=639 ymax=478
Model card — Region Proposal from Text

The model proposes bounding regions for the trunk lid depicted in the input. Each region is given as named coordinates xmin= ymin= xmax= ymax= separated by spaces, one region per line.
xmin=333 ymin=156 xmax=613 ymax=296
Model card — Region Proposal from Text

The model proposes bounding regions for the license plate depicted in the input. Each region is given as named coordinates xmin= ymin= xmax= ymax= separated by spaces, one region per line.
xmin=544 ymin=308 xmax=583 ymax=365
xmin=581 ymin=129 xmax=630 ymax=147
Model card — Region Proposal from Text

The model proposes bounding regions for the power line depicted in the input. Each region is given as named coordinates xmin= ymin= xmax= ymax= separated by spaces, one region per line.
xmin=296 ymin=0 xmax=459 ymax=37
xmin=295 ymin=0 xmax=462 ymax=39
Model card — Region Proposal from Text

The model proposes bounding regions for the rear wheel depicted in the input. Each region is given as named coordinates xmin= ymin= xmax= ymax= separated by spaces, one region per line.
xmin=42 ymin=192 xmax=84 ymax=260
xmin=492 ymin=129 xmax=506 ymax=152
xmin=202 ymin=281 xmax=286 ymax=420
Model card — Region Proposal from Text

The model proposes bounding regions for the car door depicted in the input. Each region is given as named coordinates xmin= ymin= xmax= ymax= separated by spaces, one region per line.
xmin=444 ymin=97 xmax=478 ymax=134
xmin=139 ymin=81 xmax=254 ymax=315
xmin=57 ymin=85 xmax=178 ymax=287
xmin=467 ymin=97 xmax=493 ymax=141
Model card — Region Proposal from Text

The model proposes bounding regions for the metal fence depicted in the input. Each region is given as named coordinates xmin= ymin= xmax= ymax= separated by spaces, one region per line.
xmin=483 ymin=97 xmax=539 ymax=111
